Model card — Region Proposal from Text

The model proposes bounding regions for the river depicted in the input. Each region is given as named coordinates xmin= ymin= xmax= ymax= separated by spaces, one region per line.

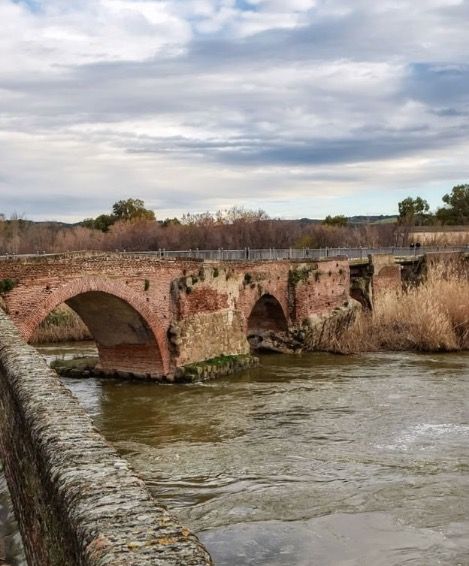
xmin=2 ymin=344 xmax=469 ymax=565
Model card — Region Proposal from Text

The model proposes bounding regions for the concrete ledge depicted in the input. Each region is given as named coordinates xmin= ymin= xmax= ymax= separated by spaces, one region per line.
xmin=0 ymin=310 xmax=212 ymax=566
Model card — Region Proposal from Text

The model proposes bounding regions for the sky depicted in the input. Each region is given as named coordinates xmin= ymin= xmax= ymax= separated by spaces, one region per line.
xmin=1 ymin=0 xmax=469 ymax=222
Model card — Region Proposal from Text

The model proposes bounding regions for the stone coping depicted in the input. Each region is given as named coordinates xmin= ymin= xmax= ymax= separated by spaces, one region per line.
xmin=0 ymin=310 xmax=212 ymax=565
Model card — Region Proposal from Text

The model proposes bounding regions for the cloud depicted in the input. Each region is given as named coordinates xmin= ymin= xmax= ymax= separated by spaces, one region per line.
xmin=0 ymin=0 xmax=469 ymax=220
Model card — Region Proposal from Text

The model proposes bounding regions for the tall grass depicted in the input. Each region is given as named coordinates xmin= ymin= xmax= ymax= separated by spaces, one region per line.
xmin=30 ymin=304 xmax=91 ymax=344
xmin=333 ymin=266 xmax=469 ymax=353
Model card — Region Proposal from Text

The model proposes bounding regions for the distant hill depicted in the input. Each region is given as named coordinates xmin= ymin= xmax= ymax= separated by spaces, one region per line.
xmin=349 ymin=215 xmax=397 ymax=225
xmin=2 ymin=216 xmax=398 ymax=228
xmin=299 ymin=215 xmax=397 ymax=225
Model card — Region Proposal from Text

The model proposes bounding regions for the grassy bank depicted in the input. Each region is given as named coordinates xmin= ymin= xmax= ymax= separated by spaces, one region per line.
xmin=29 ymin=305 xmax=91 ymax=344
xmin=333 ymin=267 xmax=469 ymax=353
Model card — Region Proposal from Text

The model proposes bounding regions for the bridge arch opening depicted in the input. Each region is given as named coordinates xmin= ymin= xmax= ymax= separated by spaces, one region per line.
xmin=30 ymin=290 xmax=166 ymax=376
xmin=247 ymin=294 xmax=289 ymax=352
xmin=248 ymin=294 xmax=288 ymax=333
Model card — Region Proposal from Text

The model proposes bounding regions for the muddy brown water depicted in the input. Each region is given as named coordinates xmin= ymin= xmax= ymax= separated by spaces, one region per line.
xmin=2 ymin=343 xmax=469 ymax=565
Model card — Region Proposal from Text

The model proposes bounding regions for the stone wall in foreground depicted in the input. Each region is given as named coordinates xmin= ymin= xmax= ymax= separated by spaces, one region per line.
xmin=0 ymin=310 xmax=212 ymax=566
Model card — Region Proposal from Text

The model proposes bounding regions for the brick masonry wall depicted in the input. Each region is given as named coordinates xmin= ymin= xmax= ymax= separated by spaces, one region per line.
xmin=0 ymin=309 xmax=212 ymax=566
xmin=288 ymin=259 xmax=350 ymax=324
xmin=0 ymin=253 xmax=353 ymax=372
xmin=170 ymin=259 xmax=351 ymax=365
xmin=369 ymin=254 xmax=402 ymax=299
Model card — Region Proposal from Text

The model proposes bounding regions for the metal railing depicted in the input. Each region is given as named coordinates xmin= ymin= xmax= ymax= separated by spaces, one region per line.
xmin=0 ymin=245 xmax=468 ymax=262
xmin=132 ymin=245 xmax=469 ymax=261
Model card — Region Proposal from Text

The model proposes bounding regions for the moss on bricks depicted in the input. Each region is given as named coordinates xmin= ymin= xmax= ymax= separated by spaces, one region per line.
xmin=176 ymin=354 xmax=259 ymax=383
xmin=289 ymin=266 xmax=316 ymax=286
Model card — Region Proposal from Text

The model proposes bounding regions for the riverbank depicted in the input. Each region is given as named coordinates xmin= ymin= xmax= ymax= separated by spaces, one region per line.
xmin=332 ymin=267 xmax=469 ymax=353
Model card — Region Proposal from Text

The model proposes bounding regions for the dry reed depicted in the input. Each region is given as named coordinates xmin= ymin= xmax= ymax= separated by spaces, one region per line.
xmin=30 ymin=304 xmax=91 ymax=344
xmin=333 ymin=265 xmax=469 ymax=353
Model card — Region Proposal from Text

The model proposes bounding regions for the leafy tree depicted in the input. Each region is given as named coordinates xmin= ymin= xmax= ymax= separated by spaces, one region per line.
xmin=436 ymin=184 xmax=469 ymax=225
xmin=398 ymin=197 xmax=430 ymax=226
xmin=112 ymin=198 xmax=155 ymax=222
xmin=161 ymin=217 xmax=181 ymax=227
xmin=94 ymin=214 xmax=116 ymax=232
xmin=81 ymin=214 xmax=116 ymax=232
xmin=81 ymin=199 xmax=155 ymax=232
xmin=322 ymin=215 xmax=348 ymax=227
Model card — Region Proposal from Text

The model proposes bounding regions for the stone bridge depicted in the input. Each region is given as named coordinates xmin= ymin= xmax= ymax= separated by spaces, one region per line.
xmin=0 ymin=249 xmax=465 ymax=564
xmin=0 ymin=253 xmax=352 ymax=378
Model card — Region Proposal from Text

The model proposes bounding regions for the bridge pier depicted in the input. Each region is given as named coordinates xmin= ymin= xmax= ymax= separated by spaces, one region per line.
xmin=350 ymin=254 xmax=402 ymax=308
xmin=95 ymin=343 xmax=165 ymax=376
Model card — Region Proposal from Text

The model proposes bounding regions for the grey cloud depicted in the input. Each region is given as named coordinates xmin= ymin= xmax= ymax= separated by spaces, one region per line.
xmin=405 ymin=63 xmax=469 ymax=106
xmin=124 ymin=125 xmax=462 ymax=167
xmin=0 ymin=191 xmax=112 ymax=218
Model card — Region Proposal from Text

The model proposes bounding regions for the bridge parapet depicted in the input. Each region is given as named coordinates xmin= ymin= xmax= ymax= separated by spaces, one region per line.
xmin=0 ymin=310 xmax=212 ymax=565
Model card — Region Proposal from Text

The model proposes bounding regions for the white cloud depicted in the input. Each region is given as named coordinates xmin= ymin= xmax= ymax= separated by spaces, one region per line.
xmin=0 ymin=0 xmax=191 ymax=72
xmin=0 ymin=0 xmax=469 ymax=220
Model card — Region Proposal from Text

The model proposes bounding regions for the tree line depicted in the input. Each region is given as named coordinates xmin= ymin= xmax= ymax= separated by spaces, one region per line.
xmin=397 ymin=184 xmax=469 ymax=227
xmin=0 ymin=184 xmax=467 ymax=255
xmin=0 ymin=201 xmax=395 ymax=254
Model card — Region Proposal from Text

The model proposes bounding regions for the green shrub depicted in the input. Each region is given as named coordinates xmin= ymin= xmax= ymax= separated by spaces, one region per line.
xmin=0 ymin=278 xmax=17 ymax=293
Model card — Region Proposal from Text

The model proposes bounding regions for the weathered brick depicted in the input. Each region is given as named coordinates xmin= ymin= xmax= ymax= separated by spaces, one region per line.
xmin=0 ymin=253 xmax=352 ymax=374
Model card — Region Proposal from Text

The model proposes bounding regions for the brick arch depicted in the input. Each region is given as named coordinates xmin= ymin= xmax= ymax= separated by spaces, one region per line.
xmin=241 ymin=286 xmax=289 ymax=327
xmin=245 ymin=292 xmax=289 ymax=334
xmin=22 ymin=277 xmax=171 ymax=376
